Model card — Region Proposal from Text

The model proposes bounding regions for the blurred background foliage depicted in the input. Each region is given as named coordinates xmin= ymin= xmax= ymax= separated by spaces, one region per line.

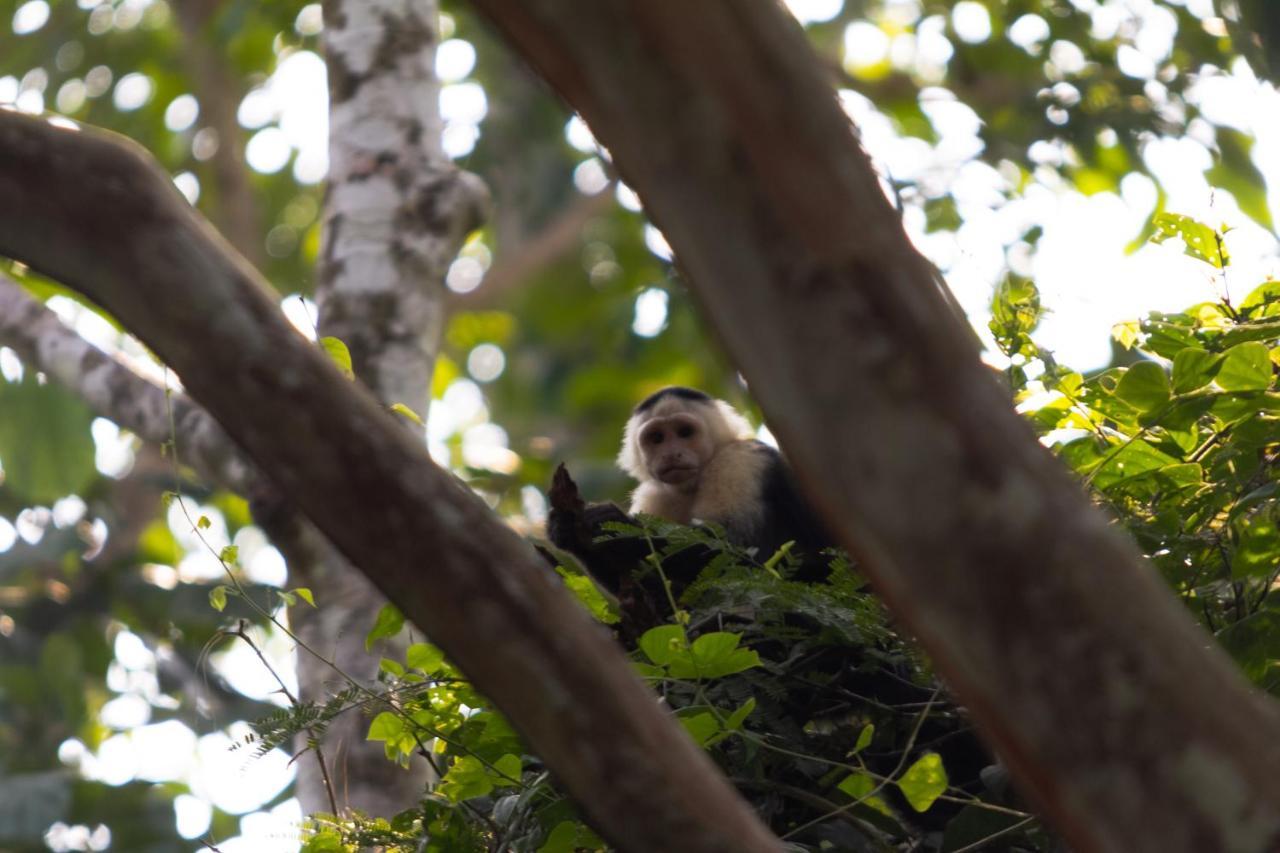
xmin=0 ymin=0 xmax=1277 ymax=849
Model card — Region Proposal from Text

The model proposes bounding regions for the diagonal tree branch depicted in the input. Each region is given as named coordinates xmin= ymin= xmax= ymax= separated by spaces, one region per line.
xmin=0 ymin=273 xmax=253 ymax=493
xmin=0 ymin=111 xmax=780 ymax=853
xmin=463 ymin=2 xmax=1280 ymax=850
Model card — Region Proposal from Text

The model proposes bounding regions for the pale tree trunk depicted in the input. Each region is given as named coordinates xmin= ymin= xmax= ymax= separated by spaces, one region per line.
xmin=464 ymin=1 xmax=1280 ymax=850
xmin=288 ymin=0 xmax=488 ymax=819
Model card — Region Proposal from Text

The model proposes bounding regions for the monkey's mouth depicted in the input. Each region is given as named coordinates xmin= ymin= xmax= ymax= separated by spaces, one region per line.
xmin=658 ymin=464 xmax=697 ymax=482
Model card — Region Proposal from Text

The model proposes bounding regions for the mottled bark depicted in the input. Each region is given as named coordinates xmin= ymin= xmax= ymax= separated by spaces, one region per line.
xmin=289 ymin=0 xmax=489 ymax=818
xmin=0 ymin=274 xmax=253 ymax=493
xmin=318 ymin=0 xmax=486 ymax=415
xmin=462 ymin=2 xmax=1280 ymax=851
xmin=0 ymin=111 xmax=779 ymax=853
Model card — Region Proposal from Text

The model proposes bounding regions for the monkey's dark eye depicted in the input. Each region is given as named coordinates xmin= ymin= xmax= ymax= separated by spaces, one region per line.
xmin=677 ymin=425 xmax=695 ymax=438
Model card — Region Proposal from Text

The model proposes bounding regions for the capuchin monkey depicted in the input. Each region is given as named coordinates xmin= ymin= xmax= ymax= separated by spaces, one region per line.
xmin=547 ymin=387 xmax=834 ymax=595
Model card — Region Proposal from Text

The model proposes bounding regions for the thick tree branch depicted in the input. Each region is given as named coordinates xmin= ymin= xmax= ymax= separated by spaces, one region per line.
xmin=463 ymin=2 xmax=1280 ymax=850
xmin=0 ymin=112 xmax=779 ymax=853
xmin=0 ymin=273 xmax=253 ymax=493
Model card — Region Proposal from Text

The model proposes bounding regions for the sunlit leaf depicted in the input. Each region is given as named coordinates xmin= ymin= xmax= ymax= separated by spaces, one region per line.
xmin=1113 ymin=361 xmax=1170 ymax=412
xmin=406 ymin=642 xmax=445 ymax=674
xmin=837 ymin=772 xmax=893 ymax=816
xmin=320 ymin=336 xmax=355 ymax=379
xmin=1217 ymin=342 xmax=1272 ymax=392
xmin=1151 ymin=212 xmax=1227 ymax=269
xmin=365 ymin=604 xmax=405 ymax=650
xmin=896 ymin=752 xmax=948 ymax=812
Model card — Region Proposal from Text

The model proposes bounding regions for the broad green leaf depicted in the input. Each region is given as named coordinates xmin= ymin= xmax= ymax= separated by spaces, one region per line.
xmin=1171 ymin=348 xmax=1222 ymax=394
xmin=379 ymin=658 xmax=405 ymax=677
xmin=492 ymin=753 xmax=522 ymax=786
xmin=197 ymin=515 xmax=211 ymax=530
xmin=638 ymin=624 xmax=687 ymax=666
xmin=896 ymin=752 xmax=948 ymax=812
xmin=320 ymin=336 xmax=354 ymax=379
xmin=366 ymin=711 xmax=404 ymax=742
xmin=854 ymin=723 xmax=875 ymax=753
xmin=1091 ymin=439 xmax=1180 ymax=490
xmin=837 ymin=772 xmax=893 ymax=816
xmin=439 ymin=756 xmax=492 ymax=802
xmin=209 ymin=585 xmax=229 ymax=612
xmin=0 ymin=376 xmax=96 ymax=504
xmin=667 ymin=632 xmax=761 ymax=679
xmin=538 ymin=821 xmax=603 ymax=853
xmin=679 ymin=711 xmax=720 ymax=747
xmin=365 ymin=604 xmax=405 ymax=650
xmin=1113 ymin=361 xmax=1170 ymax=412
xmin=276 ymin=590 xmax=296 ymax=607
xmin=1217 ymin=342 xmax=1272 ymax=392
xmin=406 ymin=643 xmax=445 ymax=675
xmin=294 ymin=587 xmax=316 ymax=607
xmin=219 ymin=545 xmax=239 ymax=564
xmin=1151 ymin=212 xmax=1226 ymax=268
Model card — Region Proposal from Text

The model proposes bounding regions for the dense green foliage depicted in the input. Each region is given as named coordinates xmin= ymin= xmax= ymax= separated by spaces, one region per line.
xmin=284 ymin=526 xmax=1046 ymax=853
xmin=1000 ymin=212 xmax=1280 ymax=687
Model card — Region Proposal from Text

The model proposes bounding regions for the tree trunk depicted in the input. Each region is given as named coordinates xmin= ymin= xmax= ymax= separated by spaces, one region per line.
xmin=463 ymin=2 xmax=1280 ymax=850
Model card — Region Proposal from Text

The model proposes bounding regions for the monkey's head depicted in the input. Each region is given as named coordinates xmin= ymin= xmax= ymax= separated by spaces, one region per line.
xmin=618 ymin=387 xmax=755 ymax=488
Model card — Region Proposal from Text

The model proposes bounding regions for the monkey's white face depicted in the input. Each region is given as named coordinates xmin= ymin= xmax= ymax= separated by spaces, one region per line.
xmin=638 ymin=411 xmax=715 ymax=488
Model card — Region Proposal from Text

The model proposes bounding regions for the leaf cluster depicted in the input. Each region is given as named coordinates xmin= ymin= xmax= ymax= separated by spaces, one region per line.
xmin=995 ymin=213 xmax=1280 ymax=693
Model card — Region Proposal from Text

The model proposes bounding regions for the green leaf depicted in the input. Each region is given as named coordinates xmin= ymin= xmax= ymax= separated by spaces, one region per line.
xmin=638 ymin=624 xmax=687 ymax=666
xmin=320 ymin=336 xmax=355 ymax=379
xmin=1217 ymin=342 xmax=1272 ymax=392
xmin=197 ymin=515 xmax=212 ymax=530
xmin=837 ymin=772 xmax=893 ymax=815
xmin=538 ymin=821 xmax=603 ymax=853
xmin=1171 ymin=348 xmax=1222 ymax=394
xmin=219 ymin=545 xmax=239 ymax=564
xmin=406 ymin=642 xmax=445 ymax=675
xmin=854 ymin=723 xmax=875 ymax=753
xmin=678 ymin=711 xmax=721 ymax=747
xmin=294 ymin=587 xmax=316 ymax=607
xmin=300 ymin=830 xmax=346 ymax=853
xmin=724 ymin=697 xmax=756 ymax=732
xmin=276 ymin=590 xmax=296 ymax=607
xmin=492 ymin=753 xmax=522 ymax=786
xmin=439 ymin=756 xmax=493 ymax=802
xmin=1151 ymin=212 xmax=1227 ymax=268
xmin=1113 ymin=361 xmax=1170 ymax=412
xmin=366 ymin=711 xmax=404 ymax=742
xmin=208 ymin=585 xmax=229 ymax=612
xmin=379 ymin=657 xmax=405 ymax=677
xmin=1112 ymin=320 xmax=1141 ymax=350
xmin=897 ymin=752 xmax=948 ymax=812
xmin=668 ymin=631 xmax=761 ymax=679
xmin=389 ymin=402 xmax=424 ymax=426
xmin=365 ymin=604 xmax=405 ymax=650
xmin=0 ymin=376 xmax=96 ymax=504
